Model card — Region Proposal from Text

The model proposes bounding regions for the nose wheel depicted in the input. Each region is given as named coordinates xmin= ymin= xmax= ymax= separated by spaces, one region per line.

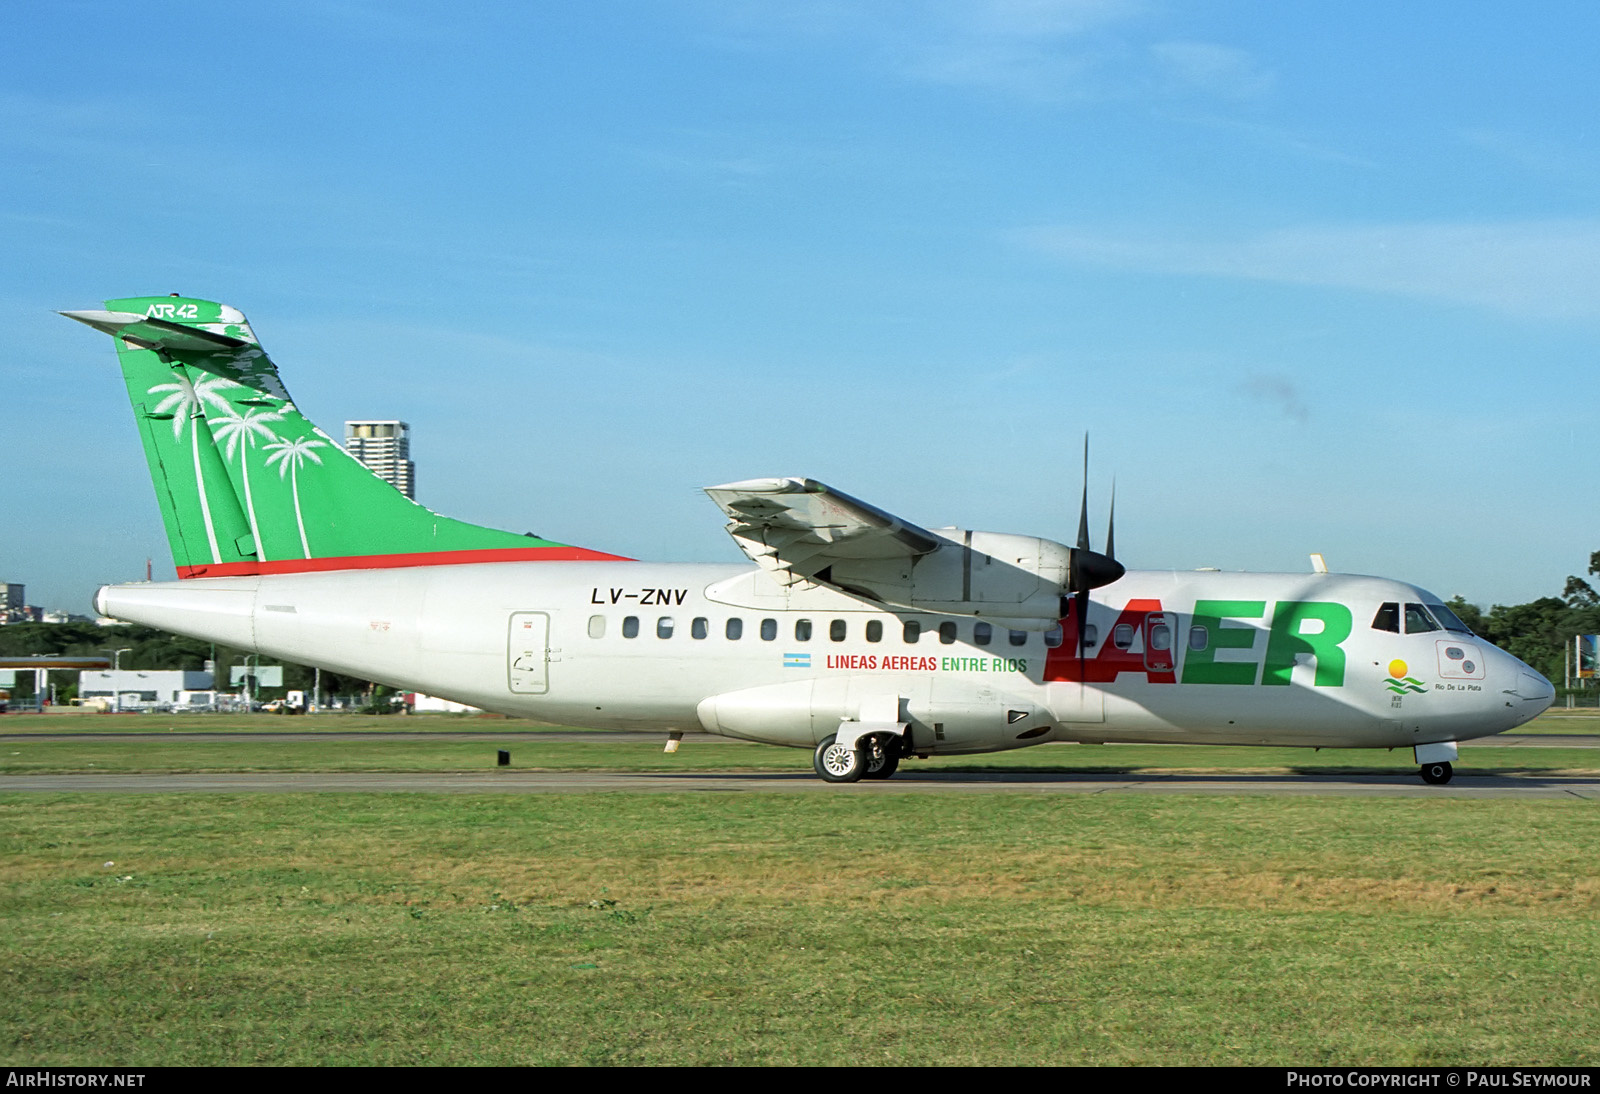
xmin=1419 ymin=761 xmax=1453 ymax=785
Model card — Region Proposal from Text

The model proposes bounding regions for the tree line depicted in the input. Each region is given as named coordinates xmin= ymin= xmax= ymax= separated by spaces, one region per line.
xmin=0 ymin=622 xmax=381 ymax=705
xmin=1444 ymin=551 xmax=1600 ymax=690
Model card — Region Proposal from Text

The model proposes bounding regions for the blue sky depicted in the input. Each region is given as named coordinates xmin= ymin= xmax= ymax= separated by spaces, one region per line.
xmin=4 ymin=1 xmax=1597 ymax=613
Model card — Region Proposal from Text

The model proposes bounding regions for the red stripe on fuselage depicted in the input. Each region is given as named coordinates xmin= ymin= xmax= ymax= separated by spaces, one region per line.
xmin=177 ymin=545 xmax=632 ymax=578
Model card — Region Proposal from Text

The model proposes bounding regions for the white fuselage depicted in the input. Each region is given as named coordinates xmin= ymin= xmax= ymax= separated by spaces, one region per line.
xmin=95 ymin=561 xmax=1554 ymax=755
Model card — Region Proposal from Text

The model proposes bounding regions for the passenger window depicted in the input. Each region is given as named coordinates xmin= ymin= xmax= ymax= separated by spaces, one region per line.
xmin=691 ymin=617 xmax=708 ymax=640
xmin=1189 ymin=625 xmax=1209 ymax=651
xmin=726 ymin=618 xmax=743 ymax=640
xmin=1009 ymin=630 xmax=1027 ymax=647
xmin=1372 ymin=603 xmax=1400 ymax=633
xmin=938 ymin=622 xmax=957 ymax=644
xmin=830 ymin=619 xmax=847 ymax=642
xmin=866 ymin=620 xmax=883 ymax=643
xmin=1044 ymin=624 xmax=1063 ymax=648
xmin=587 ymin=615 xmax=606 ymax=639
xmin=1112 ymin=623 xmax=1135 ymax=650
xmin=1404 ymin=603 xmax=1440 ymax=634
xmin=760 ymin=618 xmax=777 ymax=641
xmin=795 ymin=619 xmax=813 ymax=642
xmin=903 ymin=621 xmax=921 ymax=644
xmin=1148 ymin=623 xmax=1172 ymax=652
xmin=1082 ymin=624 xmax=1099 ymax=648
xmin=973 ymin=621 xmax=992 ymax=646
xmin=657 ymin=617 xmax=674 ymax=639
xmin=622 ymin=616 xmax=639 ymax=639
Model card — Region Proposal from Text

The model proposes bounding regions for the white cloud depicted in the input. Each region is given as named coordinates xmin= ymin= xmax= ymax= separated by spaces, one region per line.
xmin=700 ymin=3 xmax=1284 ymax=107
xmin=1150 ymin=40 xmax=1273 ymax=100
xmin=698 ymin=1 xmax=1182 ymax=102
xmin=1017 ymin=220 xmax=1600 ymax=319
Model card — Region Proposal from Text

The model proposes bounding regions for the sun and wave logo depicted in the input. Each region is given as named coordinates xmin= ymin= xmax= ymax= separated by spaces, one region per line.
xmin=1385 ymin=659 xmax=1427 ymax=695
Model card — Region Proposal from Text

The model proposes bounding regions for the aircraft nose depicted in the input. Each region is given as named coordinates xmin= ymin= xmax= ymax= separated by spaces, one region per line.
xmin=1515 ymin=670 xmax=1555 ymax=712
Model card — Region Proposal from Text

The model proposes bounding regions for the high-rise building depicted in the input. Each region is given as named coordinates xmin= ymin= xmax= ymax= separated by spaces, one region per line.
xmin=344 ymin=421 xmax=415 ymax=499
xmin=0 ymin=583 xmax=24 ymax=624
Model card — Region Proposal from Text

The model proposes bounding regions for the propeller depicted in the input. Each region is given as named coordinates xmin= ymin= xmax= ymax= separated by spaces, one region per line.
xmin=1066 ymin=437 xmax=1124 ymax=677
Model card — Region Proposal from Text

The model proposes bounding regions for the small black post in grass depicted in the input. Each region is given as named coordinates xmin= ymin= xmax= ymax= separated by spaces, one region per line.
xmin=497 ymin=750 xmax=510 ymax=767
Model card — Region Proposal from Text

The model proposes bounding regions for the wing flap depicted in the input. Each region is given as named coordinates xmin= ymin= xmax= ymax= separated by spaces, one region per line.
xmin=705 ymin=477 xmax=943 ymax=586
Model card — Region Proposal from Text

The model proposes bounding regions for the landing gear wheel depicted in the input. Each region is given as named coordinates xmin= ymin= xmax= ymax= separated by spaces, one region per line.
xmin=1419 ymin=761 xmax=1454 ymax=785
xmin=813 ymin=734 xmax=866 ymax=783
xmin=862 ymin=741 xmax=900 ymax=781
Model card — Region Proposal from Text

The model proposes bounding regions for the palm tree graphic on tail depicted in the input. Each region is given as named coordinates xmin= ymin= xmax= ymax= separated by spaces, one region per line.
xmin=147 ymin=371 xmax=243 ymax=564
xmin=211 ymin=407 xmax=285 ymax=562
xmin=263 ymin=435 xmax=329 ymax=559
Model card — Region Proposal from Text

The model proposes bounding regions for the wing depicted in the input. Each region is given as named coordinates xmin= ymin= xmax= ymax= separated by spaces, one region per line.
xmin=704 ymin=478 xmax=944 ymax=589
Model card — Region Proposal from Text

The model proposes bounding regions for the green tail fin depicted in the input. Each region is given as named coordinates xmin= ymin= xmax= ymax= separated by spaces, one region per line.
xmin=66 ymin=296 xmax=623 ymax=576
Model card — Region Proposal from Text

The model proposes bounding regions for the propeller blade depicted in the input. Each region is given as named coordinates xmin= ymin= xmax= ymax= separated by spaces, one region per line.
xmin=1077 ymin=435 xmax=1091 ymax=552
xmin=1106 ymin=478 xmax=1116 ymax=563
xmin=1066 ymin=434 xmax=1124 ymax=680
xmin=1076 ymin=584 xmax=1090 ymax=681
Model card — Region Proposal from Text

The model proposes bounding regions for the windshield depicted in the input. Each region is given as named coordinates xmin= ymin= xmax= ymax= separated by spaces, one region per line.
xmin=1425 ymin=601 xmax=1474 ymax=635
xmin=1404 ymin=603 xmax=1440 ymax=634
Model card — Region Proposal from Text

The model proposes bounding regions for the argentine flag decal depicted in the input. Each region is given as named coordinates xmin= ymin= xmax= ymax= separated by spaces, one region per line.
xmin=783 ymin=652 xmax=811 ymax=669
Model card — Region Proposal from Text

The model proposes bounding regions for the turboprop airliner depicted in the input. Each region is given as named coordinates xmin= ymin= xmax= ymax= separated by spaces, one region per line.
xmin=65 ymin=296 xmax=1554 ymax=784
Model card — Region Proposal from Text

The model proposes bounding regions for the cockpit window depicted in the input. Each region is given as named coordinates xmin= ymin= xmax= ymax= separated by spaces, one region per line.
xmin=1404 ymin=603 xmax=1440 ymax=634
xmin=1425 ymin=602 xmax=1473 ymax=635
xmin=1372 ymin=603 xmax=1400 ymax=633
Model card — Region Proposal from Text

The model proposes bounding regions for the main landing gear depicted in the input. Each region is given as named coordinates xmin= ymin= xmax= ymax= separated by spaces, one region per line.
xmin=812 ymin=733 xmax=901 ymax=783
xmin=1419 ymin=761 xmax=1453 ymax=785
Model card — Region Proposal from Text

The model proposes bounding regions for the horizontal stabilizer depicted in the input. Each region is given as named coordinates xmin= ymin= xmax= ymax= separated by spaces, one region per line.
xmin=60 ymin=309 xmax=253 ymax=353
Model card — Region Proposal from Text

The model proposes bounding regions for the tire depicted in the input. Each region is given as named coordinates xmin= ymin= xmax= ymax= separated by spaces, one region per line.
xmin=862 ymin=742 xmax=900 ymax=780
xmin=1419 ymin=761 xmax=1453 ymax=785
xmin=813 ymin=734 xmax=866 ymax=783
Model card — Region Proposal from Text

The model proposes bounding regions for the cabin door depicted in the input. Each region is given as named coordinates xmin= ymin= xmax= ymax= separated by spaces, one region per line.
xmin=508 ymin=611 xmax=551 ymax=695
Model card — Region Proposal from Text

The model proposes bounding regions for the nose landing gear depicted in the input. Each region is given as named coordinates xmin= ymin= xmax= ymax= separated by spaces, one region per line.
xmin=1414 ymin=742 xmax=1458 ymax=786
xmin=1419 ymin=761 xmax=1453 ymax=785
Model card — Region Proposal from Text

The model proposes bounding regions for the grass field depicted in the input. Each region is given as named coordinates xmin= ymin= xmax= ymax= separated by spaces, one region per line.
xmin=3 ymin=793 xmax=1597 ymax=1066
xmin=1 ymin=710 xmax=1597 ymax=778
xmin=3 ymin=738 xmax=1600 ymax=778
xmin=2 ymin=711 xmax=1597 ymax=1065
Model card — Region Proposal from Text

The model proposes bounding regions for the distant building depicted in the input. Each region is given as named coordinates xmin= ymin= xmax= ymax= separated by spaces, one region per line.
xmin=344 ymin=420 xmax=415 ymax=499
xmin=0 ymin=583 xmax=24 ymax=624
xmin=78 ymin=669 xmax=216 ymax=711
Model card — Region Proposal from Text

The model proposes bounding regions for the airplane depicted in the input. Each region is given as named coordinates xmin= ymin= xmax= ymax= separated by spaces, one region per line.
xmin=63 ymin=295 xmax=1556 ymax=785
